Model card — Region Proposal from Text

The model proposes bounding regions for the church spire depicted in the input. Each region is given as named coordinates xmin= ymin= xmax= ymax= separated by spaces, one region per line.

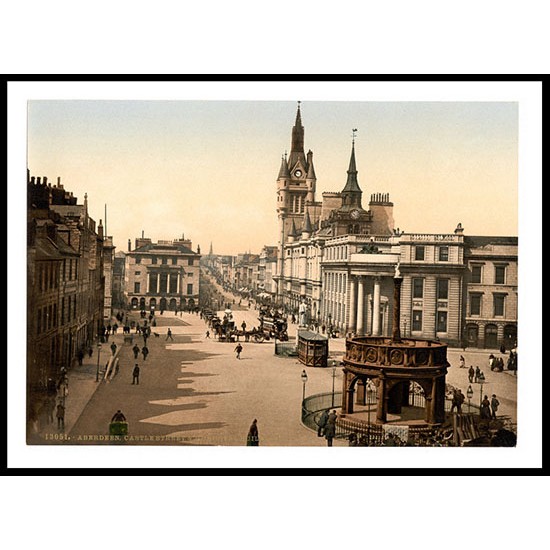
xmin=288 ymin=101 xmax=306 ymax=169
xmin=341 ymin=131 xmax=362 ymax=194
xmin=341 ymin=130 xmax=363 ymax=209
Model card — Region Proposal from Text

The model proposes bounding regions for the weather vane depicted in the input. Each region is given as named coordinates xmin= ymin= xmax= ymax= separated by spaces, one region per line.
xmin=352 ymin=128 xmax=358 ymax=144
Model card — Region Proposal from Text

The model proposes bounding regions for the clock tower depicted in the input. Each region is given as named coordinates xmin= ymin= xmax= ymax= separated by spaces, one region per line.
xmin=327 ymin=133 xmax=373 ymax=236
xmin=276 ymin=102 xmax=318 ymax=298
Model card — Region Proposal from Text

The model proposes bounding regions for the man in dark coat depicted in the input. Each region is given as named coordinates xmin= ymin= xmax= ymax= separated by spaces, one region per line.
xmin=56 ymin=402 xmax=65 ymax=429
xmin=324 ymin=410 xmax=337 ymax=447
xmin=141 ymin=346 xmax=149 ymax=361
xmin=111 ymin=410 xmax=126 ymax=422
xmin=132 ymin=364 xmax=140 ymax=385
xmin=317 ymin=409 xmax=329 ymax=437
xmin=132 ymin=344 xmax=140 ymax=359
xmin=468 ymin=365 xmax=475 ymax=383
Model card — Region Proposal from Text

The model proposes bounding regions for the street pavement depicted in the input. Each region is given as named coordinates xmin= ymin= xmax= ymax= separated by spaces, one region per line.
xmin=32 ymin=275 xmax=517 ymax=447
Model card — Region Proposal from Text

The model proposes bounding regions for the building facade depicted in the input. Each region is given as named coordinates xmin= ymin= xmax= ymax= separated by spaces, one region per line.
xmin=124 ymin=234 xmax=201 ymax=312
xmin=27 ymin=173 xmax=105 ymax=426
xmin=271 ymin=106 xmax=518 ymax=349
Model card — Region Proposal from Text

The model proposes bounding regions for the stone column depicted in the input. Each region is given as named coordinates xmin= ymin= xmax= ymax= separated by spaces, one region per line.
xmin=356 ymin=277 xmax=365 ymax=336
xmin=376 ymin=375 xmax=387 ymax=423
xmin=348 ymin=276 xmax=357 ymax=333
xmin=156 ymin=273 xmax=160 ymax=293
xmin=372 ymin=277 xmax=381 ymax=336
xmin=393 ymin=276 xmax=403 ymax=342
xmin=147 ymin=272 xmax=150 ymax=293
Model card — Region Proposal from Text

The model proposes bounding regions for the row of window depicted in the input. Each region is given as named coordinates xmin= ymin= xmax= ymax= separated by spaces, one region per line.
xmin=412 ymin=278 xmax=449 ymax=300
xmin=36 ymin=295 xmax=78 ymax=335
xmin=134 ymin=256 xmax=194 ymax=266
xmin=411 ymin=310 xmax=448 ymax=333
xmin=470 ymin=293 xmax=507 ymax=317
xmin=470 ymin=264 xmax=506 ymax=284
xmin=38 ymin=259 xmax=80 ymax=291
xmin=414 ymin=245 xmax=449 ymax=262
xmin=133 ymin=281 xmax=194 ymax=295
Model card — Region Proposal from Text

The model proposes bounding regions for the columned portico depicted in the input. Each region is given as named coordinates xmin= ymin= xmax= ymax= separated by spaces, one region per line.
xmin=372 ymin=276 xmax=381 ymax=336
xmin=356 ymin=277 xmax=365 ymax=336
xmin=348 ymin=276 xmax=357 ymax=333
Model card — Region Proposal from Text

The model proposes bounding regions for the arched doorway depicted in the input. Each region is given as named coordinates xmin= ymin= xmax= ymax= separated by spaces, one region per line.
xmin=484 ymin=324 xmax=498 ymax=349
xmin=466 ymin=323 xmax=479 ymax=348
xmin=139 ymin=297 xmax=146 ymax=310
xmin=169 ymin=298 xmax=177 ymax=311
xmin=159 ymin=298 xmax=167 ymax=311
xmin=131 ymin=297 xmax=138 ymax=309
xmin=179 ymin=298 xmax=187 ymax=310
xmin=149 ymin=298 xmax=157 ymax=311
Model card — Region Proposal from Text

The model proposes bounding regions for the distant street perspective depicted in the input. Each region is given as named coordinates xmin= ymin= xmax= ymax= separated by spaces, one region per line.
xmin=27 ymin=100 xmax=518 ymax=447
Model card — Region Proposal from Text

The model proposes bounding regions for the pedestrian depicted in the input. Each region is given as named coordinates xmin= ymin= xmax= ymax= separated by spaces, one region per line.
xmin=56 ymin=402 xmax=65 ymax=430
xmin=166 ymin=328 xmax=174 ymax=341
xmin=132 ymin=344 xmax=140 ymax=359
xmin=141 ymin=346 xmax=149 ymax=361
xmin=459 ymin=355 xmax=466 ymax=368
xmin=241 ymin=321 xmax=247 ymax=332
xmin=321 ymin=324 xmax=326 ymax=334
xmin=455 ymin=389 xmax=465 ymax=414
xmin=317 ymin=409 xmax=329 ymax=437
xmin=450 ymin=389 xmax=460 ymax=414
xmin=324 ymin=410 xmax=337 ymax=447
xmin=480 ymin=395 xmax=491 ymax=419
xmin=246 ymin=419 xmax=259 ymax=446
xmin=132 ymin=364 xmax=140 ymax=385
xmin=111 ymin=410 xmax=127 ymax=422
xmin=468 ymin=365 xmax=475 ymax=383
xmin=205 ymin=330 xmax=210 ymax=339
xmin=234 ymin=343 xmax=243 ymax=359
xmin=475 ymin=366 xmax=481 ymax=383
xmin=110 ymin=342 xmax=117 ymax=355
xmin=77 ymin=348 xmax=84 ymax=366
xmin=88 ymin=346 xmax=93 ymax=358
xmin=490 ymin=394 xmax=500 ymax=419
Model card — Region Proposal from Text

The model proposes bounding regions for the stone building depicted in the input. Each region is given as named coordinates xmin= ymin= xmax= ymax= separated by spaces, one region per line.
xmin=462 ymin=235 xmax=518 ymax=350
xmin=271 ymin=105 xmax=518 ymax=349
xmin=124 ymin=234 xmax=201 ymax=312
xmin=112 ymin=251 xmax=126 ymax=310
xmin=27 ymin=173 xmax=105 ymax=426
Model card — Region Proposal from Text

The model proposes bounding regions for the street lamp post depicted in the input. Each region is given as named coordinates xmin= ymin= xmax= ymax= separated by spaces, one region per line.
xmin=477 ymin=371 xmax=485 ymax=411
xmin=467 ymin=385 xmax=474 ymax=413
xmin=96 ymin=343 xmax=102 ymax=382
xmin=331 ymin=360 xmax=337 ymax=408
xmin=301 ymin=370 xmax=308 ymax=403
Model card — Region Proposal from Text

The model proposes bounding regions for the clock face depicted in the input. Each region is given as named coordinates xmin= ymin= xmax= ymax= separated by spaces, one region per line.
xmin=294 ymin=169 xmax=302 ymax=178
xmin=351 ymin=209 xmax=360 ymax=219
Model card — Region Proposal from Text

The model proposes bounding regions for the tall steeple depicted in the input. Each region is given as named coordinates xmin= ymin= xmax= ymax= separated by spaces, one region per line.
xmin=341 ymin=129 xmax=362 ymax=210
xmin=288 ymin=101 xmax=306 ymax=170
